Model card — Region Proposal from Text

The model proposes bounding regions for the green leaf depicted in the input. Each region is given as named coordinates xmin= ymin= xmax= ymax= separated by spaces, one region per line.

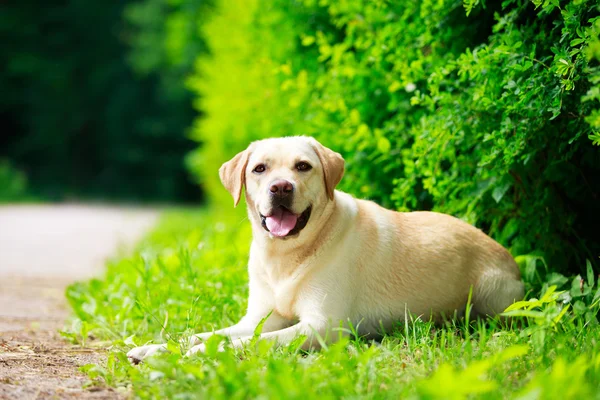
xmin=253 ymin=310 xmax=273 ymax=338
xmin=463 ymin=0 xmax=480 ymax=16
xmin=592 ymin=286 xmax=600 ymax=305
xmin=570 ymin=38 xmax=585 ymax=46
xmin=504 ymin=299 xmax=540 ymax=312
xmin=388 ymin=80 xmax=402 ymax=93
xmin=553 ymin=304 xmax=571 ymax=325
xmin=492 ymin=181 xmax=511 ymax=203
xmin=166 ymin=339 xmax=181 ymax=354
xmin=377 ymin=137 xmax=391 ymax=154
xmin=573 ymin=300 xmax=587 ymax=316
xmin=585 ymin=311 xmax=598 ymax=325
xmin=524 ymin=256 xmax=539 ymax=282
xmin=502 ymin=310 xmax=544 ymax=318
xmin=570 ymin=275 xmax=591 ymax=298
xmin=546 ymin=272 xmax=568 ymax=288
xmin=301 ymin=35 xmax=315 ymax=46
xmin=586 ymin=259 xmax=595 ymax=288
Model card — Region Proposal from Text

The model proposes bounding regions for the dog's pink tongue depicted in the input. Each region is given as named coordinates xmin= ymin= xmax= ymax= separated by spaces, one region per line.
xmin=266 ymin=208 xmax=298 ymax=237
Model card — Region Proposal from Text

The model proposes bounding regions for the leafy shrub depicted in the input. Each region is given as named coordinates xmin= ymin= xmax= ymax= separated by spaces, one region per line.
xmin=188 ymin=0 xmax=600 ymax=275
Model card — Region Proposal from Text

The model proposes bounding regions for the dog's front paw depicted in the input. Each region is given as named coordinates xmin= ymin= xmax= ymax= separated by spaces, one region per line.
xmin=185 ymin=342 xmax=207 ymax=357
xmin=185 ymin=341 xmax=227 ymax=357
xmin=127 ymin=343 xmax=167 ymax=365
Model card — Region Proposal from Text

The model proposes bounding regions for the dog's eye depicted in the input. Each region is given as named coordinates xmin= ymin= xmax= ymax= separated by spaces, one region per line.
xmin=252 ymin=164 xmax=266 ymax=174
xmin=296 ymin=162 xmax=312 ymax=172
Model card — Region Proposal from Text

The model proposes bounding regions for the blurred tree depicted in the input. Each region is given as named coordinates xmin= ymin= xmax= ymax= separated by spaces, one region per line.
xmin=0 ymin=0 xmax=208 ymax=202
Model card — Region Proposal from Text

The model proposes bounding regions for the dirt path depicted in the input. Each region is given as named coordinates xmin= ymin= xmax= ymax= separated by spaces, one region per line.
xmin=0 ymin=205 xmax=159 ymax=399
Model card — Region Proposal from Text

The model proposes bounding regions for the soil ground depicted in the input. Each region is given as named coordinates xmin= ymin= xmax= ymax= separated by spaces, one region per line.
xmin=0 ymin=205 xmax=158 ymax=399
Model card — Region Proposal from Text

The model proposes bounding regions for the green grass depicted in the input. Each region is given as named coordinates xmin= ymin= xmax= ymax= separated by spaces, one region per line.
xmin=66 ymin=207 xmax=600 ymax=399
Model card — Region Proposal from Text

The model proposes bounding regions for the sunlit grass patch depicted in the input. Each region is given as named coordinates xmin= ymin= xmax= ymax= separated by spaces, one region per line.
xmin=66 ymin=207 xmax=600 ymax=399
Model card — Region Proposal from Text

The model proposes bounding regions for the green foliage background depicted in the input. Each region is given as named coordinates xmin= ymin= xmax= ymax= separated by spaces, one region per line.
xmin=187 ymin=0 xmax=600 ymax=276
xmin=0 ymin=0 xmax=207 ymax=201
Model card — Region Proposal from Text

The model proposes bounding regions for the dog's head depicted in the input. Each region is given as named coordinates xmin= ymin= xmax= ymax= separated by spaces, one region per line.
xmin=219 ymin=137 xmax=344 ymax=238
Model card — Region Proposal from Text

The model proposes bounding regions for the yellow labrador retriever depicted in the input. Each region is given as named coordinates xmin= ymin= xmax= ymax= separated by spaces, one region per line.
xmin=127 ymin=136 xmax=523 ymax=363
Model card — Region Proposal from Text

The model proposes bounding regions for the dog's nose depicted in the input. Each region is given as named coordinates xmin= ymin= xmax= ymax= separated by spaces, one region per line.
xmin=269 ymin=179 xmax=294 ymax=197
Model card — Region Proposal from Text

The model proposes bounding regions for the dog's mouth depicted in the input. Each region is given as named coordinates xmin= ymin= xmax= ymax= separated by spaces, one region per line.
xmin=260 ymin=206 xmax=312 ymax=238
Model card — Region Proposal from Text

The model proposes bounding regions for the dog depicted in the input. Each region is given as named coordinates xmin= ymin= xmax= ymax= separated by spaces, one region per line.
xmin=127 ymin=136 xmax=524 ymax=363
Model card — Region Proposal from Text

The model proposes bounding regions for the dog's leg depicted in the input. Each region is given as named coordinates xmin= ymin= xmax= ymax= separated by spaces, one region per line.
xmin=187 ymin=278 xmax=356 ymax=355
xmin=127 ymin=313 xmax=289 ymax=364
xmin=127 ymin=343 xmax=168 ymax=364
xmin=129 ymin=273 xmax=289 ymax=364
xmin=186 ymin=317 xmax=337 ymax=356
xmin=188 ymin=311 xmax=291 ymax=346
xmin=189 ymin=272 xmax=291 ymax=345
xmin=186 ymin=275 xmax=355 ymax=355
xmin=238 ymin=319 xmax=330 ymax=350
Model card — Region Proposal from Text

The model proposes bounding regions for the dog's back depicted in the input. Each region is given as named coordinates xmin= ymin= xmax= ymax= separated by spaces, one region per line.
xmin=346 ymin=196 xmax=523 ymax=327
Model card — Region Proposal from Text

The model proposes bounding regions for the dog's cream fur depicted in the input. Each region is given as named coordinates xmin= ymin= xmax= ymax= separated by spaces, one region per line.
xmin=127 ymin=136 xmax=524 ymax=363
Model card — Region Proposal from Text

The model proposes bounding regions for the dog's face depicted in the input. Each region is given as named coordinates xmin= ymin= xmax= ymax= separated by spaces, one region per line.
xmin=219 ymin=137 xmax=344 ymax=239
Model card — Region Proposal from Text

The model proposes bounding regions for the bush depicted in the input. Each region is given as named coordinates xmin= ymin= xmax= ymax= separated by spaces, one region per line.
xmin=188 ymin=0 xmax=600 ymax=276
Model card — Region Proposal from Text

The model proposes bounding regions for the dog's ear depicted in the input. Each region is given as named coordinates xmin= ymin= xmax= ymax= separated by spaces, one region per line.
xmin=219 ymin=149 xmax=251 ymax=207
xmin=310 ymin=139 xmax=345 ymax=201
